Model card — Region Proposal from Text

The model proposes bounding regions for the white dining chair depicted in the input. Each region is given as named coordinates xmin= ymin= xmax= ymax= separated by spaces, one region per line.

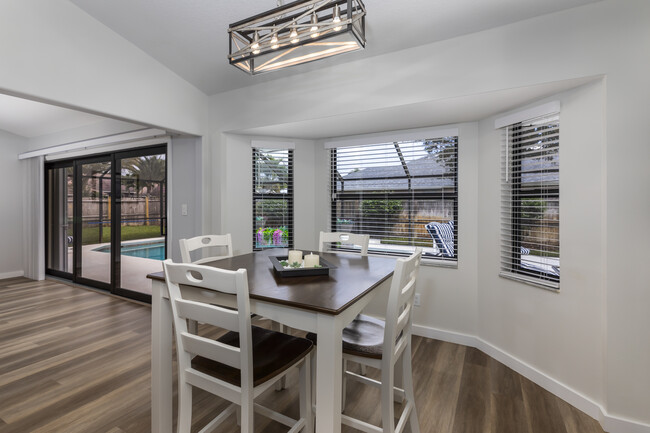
xmin=319 ymin=231 xmax=370 ymax=256
xmin=307 ymin=248 xmax=422 ymax=433
xmin=162 ymin=260 xmax=313 ymax=433
xmin=179 ymin=234 xmax=233 ymax=264
xmin=179 ymin=234 xmax=234 ymax=335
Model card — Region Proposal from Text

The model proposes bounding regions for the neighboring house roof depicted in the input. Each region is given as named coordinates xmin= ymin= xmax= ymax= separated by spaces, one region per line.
xmin=520 ymin=153 xmax=559 ymax=184
xmin=338 ymin=155 xmax=454 ymax=191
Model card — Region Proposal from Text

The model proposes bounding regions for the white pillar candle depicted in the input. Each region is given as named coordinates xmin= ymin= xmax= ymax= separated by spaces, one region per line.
xmin=304 ymin=253 xmax=320 ymax=268
xmin=287 ymin=250 xmax=303 ymax=265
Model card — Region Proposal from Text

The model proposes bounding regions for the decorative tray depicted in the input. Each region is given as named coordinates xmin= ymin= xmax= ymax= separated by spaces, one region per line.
xmin=269 ymin=255 xmax=333 ymax=278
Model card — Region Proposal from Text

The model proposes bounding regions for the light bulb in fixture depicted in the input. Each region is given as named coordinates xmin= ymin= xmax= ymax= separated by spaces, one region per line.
xmin=310 ymin=12 xmax=320 ymax=38
xmin=332 ymin=4 xmax=342 ymax=31
xmin=251 ymin=31 xmax=261 ymax=54
xmin=270 ymin=29 xmax=279 ymax=49
xmin=290 ymin=21 xmax=299 ymax=44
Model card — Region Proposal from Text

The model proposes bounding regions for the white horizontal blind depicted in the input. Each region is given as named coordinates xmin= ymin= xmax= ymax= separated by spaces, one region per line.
xmin=500 ymin=113 xmax=560 ymax=289
xmin=252 ymin=147 xmax=293 ymax=250
xmin=330 ymin=137 xmax=458 ymax=261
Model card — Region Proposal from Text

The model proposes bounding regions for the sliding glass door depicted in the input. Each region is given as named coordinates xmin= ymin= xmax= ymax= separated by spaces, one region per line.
xmin=76 ymin=156 xmax=113 ymax=289
xmin=115 ymin=149 xmax=167 ymax=298
xmin=45 ymin=145 xmax=167 ymax=302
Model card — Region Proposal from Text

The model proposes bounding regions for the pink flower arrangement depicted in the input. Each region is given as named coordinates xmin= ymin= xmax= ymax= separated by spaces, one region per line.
xmin=273 ymin=229 xmax=283 ymax=244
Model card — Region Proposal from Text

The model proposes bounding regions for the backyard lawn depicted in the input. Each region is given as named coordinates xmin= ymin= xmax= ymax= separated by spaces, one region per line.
xmin=81 ymin=225 xmax=163 ymax=245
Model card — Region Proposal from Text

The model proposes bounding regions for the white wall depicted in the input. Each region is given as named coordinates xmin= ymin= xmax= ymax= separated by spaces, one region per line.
xmin=168 ymin=136 xmax=203 ymax=262
xmin=217 ymin=133 xmax=320 ymax=256
xmin=0 ymin=130 xmax=26 ymax=278
xmin=209 ymin=0 xmax=650 ymax=428
xmin=478 ymin=81 xmax=607 ymax=409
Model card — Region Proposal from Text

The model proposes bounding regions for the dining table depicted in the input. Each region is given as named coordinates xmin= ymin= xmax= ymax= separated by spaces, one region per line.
xmin=148 ymin=248 xmax=396 ymax=433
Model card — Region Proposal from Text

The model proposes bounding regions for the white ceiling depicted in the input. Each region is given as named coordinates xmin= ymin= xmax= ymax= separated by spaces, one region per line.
xmin=0 ymin=93 xmax=111 ymax=138
xmin=69 ymin=0 xmax=601 ymax=96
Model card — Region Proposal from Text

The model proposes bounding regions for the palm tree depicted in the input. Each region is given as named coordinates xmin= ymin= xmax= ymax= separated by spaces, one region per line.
xmin=122 ymin=155 xmax=166 ymax=197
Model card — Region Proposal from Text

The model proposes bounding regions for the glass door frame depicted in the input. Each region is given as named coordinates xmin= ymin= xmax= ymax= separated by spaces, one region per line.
xmin=44 ymin=160 xmax=74 ymax=281
xmin=113 ymin=145 xmax=167 ymax=302
xmin=44 ymin=144 xmax=168 ymax=303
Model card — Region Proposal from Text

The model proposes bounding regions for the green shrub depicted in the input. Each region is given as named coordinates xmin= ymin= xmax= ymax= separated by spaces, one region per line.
xmin=361 ymin=199 xmax=403 ymax=219
xmin=521 ymin=199 xmax=547 ymax=220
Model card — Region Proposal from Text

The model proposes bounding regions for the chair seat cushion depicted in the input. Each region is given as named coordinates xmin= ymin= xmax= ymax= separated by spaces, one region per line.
xmin=191 ymin=326 xmax=313 ymax=387
xmin=306 ymin=314 xmax=385 ymax=359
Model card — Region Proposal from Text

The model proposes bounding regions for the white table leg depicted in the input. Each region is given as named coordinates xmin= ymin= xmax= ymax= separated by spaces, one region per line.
xmin=315 ymin=313 xmax=343 ymax=433
xmin=272 ymin=320 xmax=286 ymax=391
xmin=151 ymin=280 xmax=173 ymax=433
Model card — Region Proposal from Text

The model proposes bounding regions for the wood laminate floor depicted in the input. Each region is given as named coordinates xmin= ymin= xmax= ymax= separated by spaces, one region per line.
xmin=0 ymin=277 xmax=605 ymax=433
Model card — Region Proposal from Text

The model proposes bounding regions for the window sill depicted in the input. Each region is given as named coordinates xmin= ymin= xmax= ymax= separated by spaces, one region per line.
xmin=364 ymin=251 xmax=457 ymax=269
xmin=420 ymin=257 xmax=457 ymax=269
xmin=499 ymin=272 xmax=560 ymax=292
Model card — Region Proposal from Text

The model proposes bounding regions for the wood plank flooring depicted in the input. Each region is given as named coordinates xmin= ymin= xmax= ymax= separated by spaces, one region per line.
xmin=0 ymin=277 xmax=605 ymax=433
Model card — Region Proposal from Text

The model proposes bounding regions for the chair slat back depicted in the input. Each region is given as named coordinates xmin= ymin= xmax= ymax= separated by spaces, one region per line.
xmin=180 ymin=234 xmax=233 ymax=264
xmin=181 ymin=333 xmax=241 ymax=369
xmin=383 ymin=248 xmax=422 ymax=363
xmin=163 ymin=260 xmax=253 ymax=375
xmin=176 ymin=298 xmax=239 ymax=330
xmin=319 ymin=231 xmax=370 ymax=256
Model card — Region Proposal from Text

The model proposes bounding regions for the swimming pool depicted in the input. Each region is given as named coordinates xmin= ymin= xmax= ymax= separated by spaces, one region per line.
xmin=94 ymin=241 xmax=166 ymax=261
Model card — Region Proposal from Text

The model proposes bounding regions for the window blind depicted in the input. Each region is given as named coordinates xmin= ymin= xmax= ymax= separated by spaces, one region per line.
xmin=330 ymin=137 xmax=458 ymax=262
xmin=252 ymin=147 xmax=293 ymax=250
xmin=500 ymin=113 xmax=560 ymax=289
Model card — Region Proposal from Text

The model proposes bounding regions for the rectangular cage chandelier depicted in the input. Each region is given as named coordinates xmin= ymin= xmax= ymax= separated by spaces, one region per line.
xmin=228 ymin=0 xmax=366 ymax=75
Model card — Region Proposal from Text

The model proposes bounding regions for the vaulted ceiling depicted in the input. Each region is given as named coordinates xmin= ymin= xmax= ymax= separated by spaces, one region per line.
xmin=1 ymin=0 xmax=602 ymax=139
xmin=70 ymin=0 xmax=601 ymax=95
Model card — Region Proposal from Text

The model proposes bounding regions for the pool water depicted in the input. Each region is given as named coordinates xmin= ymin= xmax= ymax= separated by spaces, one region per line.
xmin=121 ymin=242 xmax=165 ymax=260
xmin=94 ymin=241 xmax=165 ymax=261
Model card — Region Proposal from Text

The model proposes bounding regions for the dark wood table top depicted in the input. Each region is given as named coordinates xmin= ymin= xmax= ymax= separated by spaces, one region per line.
xmin=148 ymin=249 xmax=396 ymax=315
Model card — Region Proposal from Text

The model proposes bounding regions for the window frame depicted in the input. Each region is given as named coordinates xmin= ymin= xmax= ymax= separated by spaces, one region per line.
xmin=329 ymin=137 xmax=459 ymax=263
xmin=252 ymin=147 xmax=294 ymax=251
xmin=500 ymin=114 xmax=560 ymax=289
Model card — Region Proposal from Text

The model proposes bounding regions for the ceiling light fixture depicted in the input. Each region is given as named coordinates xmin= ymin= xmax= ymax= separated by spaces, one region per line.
xmin=228 ymin=0 xmax=366 ymax=75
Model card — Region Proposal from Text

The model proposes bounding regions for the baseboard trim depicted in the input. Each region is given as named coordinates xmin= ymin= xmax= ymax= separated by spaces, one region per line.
xmin=0 ymin=270 xmax=24 ymax=280
xmin=412 ymin=324 xmax=650 ymax=433
xmin=602 ymin=416 xmax=650 ymax=433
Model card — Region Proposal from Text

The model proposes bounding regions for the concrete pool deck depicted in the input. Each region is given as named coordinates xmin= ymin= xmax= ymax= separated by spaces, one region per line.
xmin=65 ymin=238 xmax=165 ymax=295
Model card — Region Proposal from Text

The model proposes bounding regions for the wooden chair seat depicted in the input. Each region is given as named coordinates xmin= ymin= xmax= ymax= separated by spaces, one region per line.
xmin=192 ymin=326 xmax=313 ymax=387
xmin=306 ymin=314 xmax=385 ymax=359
